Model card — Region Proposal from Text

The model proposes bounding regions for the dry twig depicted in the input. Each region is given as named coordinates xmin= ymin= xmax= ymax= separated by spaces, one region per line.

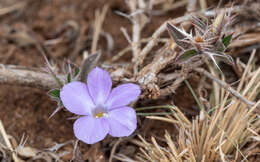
xmin=109 ymin=138 xmax=122 ymax=162
xmin=0 ymin=65 xmax=61 ymax=90
xmin=136 ymin=60 xmax=260 ymax=161
xmin=194 ymin=67 xmax=259 ymax=109
xmin=0 ymin=120 xmax=21 ymax=162
xmin=91 ymin=5 xmax=109 ymax=53
xmin=0 ymin=2 xmax=26 ymax=16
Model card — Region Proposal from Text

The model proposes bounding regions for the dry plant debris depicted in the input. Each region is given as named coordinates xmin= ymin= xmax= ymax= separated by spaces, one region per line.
xmin=130 ymin=54 xmax=260 ymax=161
xmin=0 ymin=0 xmax=259 ymax=161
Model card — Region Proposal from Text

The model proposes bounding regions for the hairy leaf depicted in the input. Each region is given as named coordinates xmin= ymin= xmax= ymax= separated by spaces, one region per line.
xmin=79 ymin=51 xmax=101 ymax=82
xmin=191 ymin=15 xmax=207 ymax=33
xmin=48 ymin=89 xmax=60 ymax=99
xmin=67 ymin=73 xmax=71 ymax=83
xmin=176 ymin=49 xmax=198 ymax=63
xmin=74 ymin=67 xmax=80 ymax=77
xmin=214 ymin=52 xmax=234 ymax=65
xmin=167 ymin=23 xmax=190 ymax=49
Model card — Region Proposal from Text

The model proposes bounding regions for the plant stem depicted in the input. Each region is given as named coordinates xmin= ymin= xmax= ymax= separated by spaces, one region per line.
xmin=184 ymin=79 xmax=205 ymax=110
xmin=195 ymin=68 xmax=257 ymax=109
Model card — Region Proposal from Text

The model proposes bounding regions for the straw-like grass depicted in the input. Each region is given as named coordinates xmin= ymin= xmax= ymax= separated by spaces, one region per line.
xmin=132 ymin=55 xmax=260 ymax=162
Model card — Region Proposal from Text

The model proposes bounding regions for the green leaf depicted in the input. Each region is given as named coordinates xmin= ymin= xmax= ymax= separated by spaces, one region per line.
xmin=222 ymin=34 xmax=232 ymax=48
xmin=48 ymin=89 xmax=60 ymax=99
xmin=176 ymin=49 xmax=198 ymax=63
xmin=74 ymin=67 xmax=80 ymax=77
xmin=67 ymin=73 xmax=71 ymax=83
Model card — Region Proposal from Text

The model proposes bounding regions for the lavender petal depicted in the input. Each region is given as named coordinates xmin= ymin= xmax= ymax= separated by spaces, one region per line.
xmin=60 ymin=81 xmax=95 ymax=115
xmin=106 ymin=83 xmax=141 ymax=110
xmin=73 ymin=116 xmax=109 ymax=144
xmin=87 ymin=67 xmax=112 ymax=105
xmin=107 ymin=106 xmax=137 ymax=137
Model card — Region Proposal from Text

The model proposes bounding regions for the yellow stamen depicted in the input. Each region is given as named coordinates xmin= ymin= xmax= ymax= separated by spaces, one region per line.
xmin=195 ymin=36 xmax=204 ymax=43
xmin=95 ymin=112 xmax=105 ymax=118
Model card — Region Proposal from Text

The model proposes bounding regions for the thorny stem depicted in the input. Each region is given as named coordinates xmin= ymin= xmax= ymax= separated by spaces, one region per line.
xmin=36 ymin=44 xmax=64 ymax=88
xmin=194 ymin=68 xmax=257 ymax=109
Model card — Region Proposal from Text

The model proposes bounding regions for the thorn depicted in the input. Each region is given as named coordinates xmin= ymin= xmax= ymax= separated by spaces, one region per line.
xmin=48 ymin=106 xmax=63 ymax=120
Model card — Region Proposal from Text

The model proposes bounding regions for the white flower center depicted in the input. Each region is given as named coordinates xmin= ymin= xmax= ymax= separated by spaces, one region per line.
xmin=92 ymin=106 xmax=108 ymax=118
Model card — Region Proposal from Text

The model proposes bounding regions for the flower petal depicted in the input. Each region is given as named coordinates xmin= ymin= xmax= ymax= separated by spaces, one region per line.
xmin=87 ymin=67 xmax=112 ymax=105
xmin=73 ymin=116 xmax=109 ymax=144
xmin=106 ymin=83 xmax=141 ymax=110
xmin=60 ymin=81 xmax=94 ymax=115
xmin=107 ymin=107 xmax=137 ymax=137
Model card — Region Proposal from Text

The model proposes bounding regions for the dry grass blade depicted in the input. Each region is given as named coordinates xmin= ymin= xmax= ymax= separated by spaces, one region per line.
xmin=0 ymin=2 xmax=26 ymax=16
xmin=135 ymin=54 xmax=260 ymax=162
xmin=91 ymin=5 xmax=109 ymax=53
xmin=0 ymin=120 xmax=22 ymax=162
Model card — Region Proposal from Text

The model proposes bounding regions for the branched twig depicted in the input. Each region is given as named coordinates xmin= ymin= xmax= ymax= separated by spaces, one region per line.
xmin=160 ymin=77 xmax=186 ymax=96
xmin=136 ymin=21 xmax=167 ymax=67
xmin=123 ymin=0 xmax=149 ymax=73
xmin=137 ymin=43 xmax=177 ymax=85
xmin=147 ymin=57 xmax=205 ymax=97
xmin=128 ymin=1 xmax=141 ymax=61
xmin=136 ymin=43 xmax=178 ymax=98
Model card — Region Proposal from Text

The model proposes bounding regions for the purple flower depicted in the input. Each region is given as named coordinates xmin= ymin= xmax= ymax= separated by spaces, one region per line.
xmin=60 ymin=67 xmax=141 ymax=144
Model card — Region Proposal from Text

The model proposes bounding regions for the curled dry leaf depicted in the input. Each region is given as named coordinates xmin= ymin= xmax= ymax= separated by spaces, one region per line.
xmin=79 ymin=51 xmax=101 ymax=82
xmin=16 ymin=146 xmax=39 ymax=158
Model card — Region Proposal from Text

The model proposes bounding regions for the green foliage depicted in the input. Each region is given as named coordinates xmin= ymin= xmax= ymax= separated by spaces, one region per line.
xmin=67 ymin=73 xmax=71 ymax=83
xmin=176 ymin=49 xmax=198 ymax=63
xmin=74 ymin=67 xmax=80 ymax=77
xmin=48 ymin=89 xmax=60 ymax=99
xmin=67 ymin=66 xmax=80 ymax=83
xmin=222 ymin=34 xmax=232 ymax=48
